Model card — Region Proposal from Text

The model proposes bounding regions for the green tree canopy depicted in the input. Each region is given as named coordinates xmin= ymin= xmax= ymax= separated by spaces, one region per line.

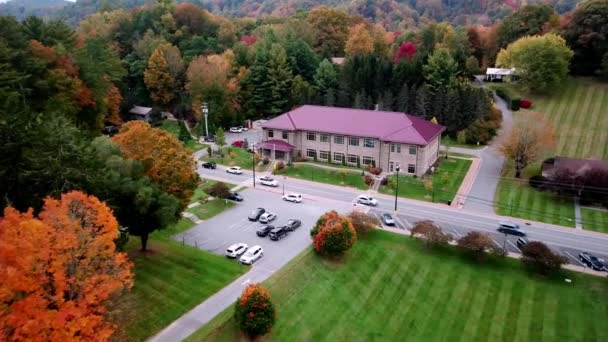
xmin=496 ymin=4 xmax=559 ymax=49
xmin=423 ymin=48 xmax=459 ymax=93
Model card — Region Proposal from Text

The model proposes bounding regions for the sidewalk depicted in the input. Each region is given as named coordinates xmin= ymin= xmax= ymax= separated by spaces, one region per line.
xmin=450 ymin=156 xmax=481 ymax=208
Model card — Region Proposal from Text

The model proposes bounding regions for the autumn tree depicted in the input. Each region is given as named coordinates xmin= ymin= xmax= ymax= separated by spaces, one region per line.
xmin=234 ymin=284 xmax=276 ymax=339
xmin=410 ymin=220 xmax=452 ymax=249
xmin=310 ymin=210 xmax=357 ymax=257
xmin=112 ymin=121 xmax=199 ymax=207
xmin=496 ymin=4 xmax=559 ymax=49
xmin=394 ymin=42 xmax=416 ymax=63
xmin=144 ymin=45 xmax=176 ymax=106
xmin=347 ymin=211 xmax=379 ymax=238
xmin=499 ymin=112 xmax=555 ymax=178
xmin=521 ymin=241 xmax=567 ymax=275
xmin=496 ymin=34 xmax=573 ymax=93
xmin=0 ymin=191 xmax=134 ymax=341
xmin=457 ymin=231 xmax=505 ymax=260
xmin=345 ymin=24 xmax=374 ymax=57
xmin=307 ymin=6 xmax=350 ymax=57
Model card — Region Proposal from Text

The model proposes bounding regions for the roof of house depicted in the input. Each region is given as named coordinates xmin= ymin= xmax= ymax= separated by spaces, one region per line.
xmin=260 ymin=105 xmax=444 ymax=145
xmin=331 ymin=57 xmax=345 ymax=65
xmin=129 ymin=106 xmax=153 ymax=116
xmin=256 ymin=139 xmax=295 ymax=152
xmin=543 ymin=157 xmax=608 ymax=176
xmin=486 ymin=68 xmax=515 ymax=76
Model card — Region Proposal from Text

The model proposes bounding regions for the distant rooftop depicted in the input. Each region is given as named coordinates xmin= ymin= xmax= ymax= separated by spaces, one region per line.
xmin=486 ymin=68 xmax=515 ymax=76
xmin=261 ymin=105 xmax=444 ymax=146
xmin=129 ymin=106 xmax=153 ymax=115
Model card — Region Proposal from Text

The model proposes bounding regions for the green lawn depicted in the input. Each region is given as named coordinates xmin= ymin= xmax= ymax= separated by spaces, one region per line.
xmin=274 ymin=163 xmax=367 ymax=190
xmin=187 ymin=199 xmax=236 ymax=220
xmin=490 ymin=78 xmax=608 ymax=159
xmin=107 ymin=219 xmax=244 ymax=341
xmin=580 ymin=207 xmax=608 ymax=233
xmin=300 ymin=160 xmax=364 ymax=171
xmin=191 ymin=180 xmax=237 ymax=203
xmin=188 ymin=230 xmax=608 ymax=341
xmin=159 ymin=120 xmax=207 ymax=152
xmin=200 ymin=147 xmax=254 ymax=170
xmin=379 ymin=158 xmax=471 ymax=203
xmin=442 ymin=135 xmax=485 ymax=149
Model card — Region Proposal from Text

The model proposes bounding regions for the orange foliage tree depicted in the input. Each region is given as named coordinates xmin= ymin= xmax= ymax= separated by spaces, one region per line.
xmin=310 ymin=210 xmax=357 ymax=257
xmin=0 ymin=191 xmax=134 ymax=341
xmin=345 ymin=24 xmax=374 ymax=57
xmin=112 ymin=121 xmax=199 ymax=207
xmin=144 ymin=45 xmax=176 ymax=106
xmin=234 ymin=284 xmax=276 ymax=339
xmin=103 ymin=80 xmax=123 ymax=125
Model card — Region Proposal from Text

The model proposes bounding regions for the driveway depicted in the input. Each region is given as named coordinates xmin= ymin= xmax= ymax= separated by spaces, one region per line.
xmin=149 ymin=187 xmax=351 ymax=342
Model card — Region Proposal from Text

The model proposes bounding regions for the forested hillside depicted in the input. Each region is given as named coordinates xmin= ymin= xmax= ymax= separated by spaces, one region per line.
xmin=0 ymin=0 xmax=69 ymax=20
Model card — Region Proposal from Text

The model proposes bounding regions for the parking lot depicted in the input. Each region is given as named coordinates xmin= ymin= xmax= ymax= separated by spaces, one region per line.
xmin=174 ymin=188 xmax=329 ymax=271
xmin=368 ymin=208 xmax=608 ymax=270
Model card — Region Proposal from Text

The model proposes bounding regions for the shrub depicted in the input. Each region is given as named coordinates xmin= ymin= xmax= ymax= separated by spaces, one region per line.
xmin=457 ymin=231 xmax=504 ymax=260
xmin=205 ymin=182 xmax=231 ymax=199
xmin=234 ymin=284 xmax=276 ymax=339
xmin=521 ymin=241 xmax=567 ymax=275
xmin=341 ymin=158 xmax=346 ymax=166
xmin=510 ymin=98 xmax=520 ymax=111
xmin=229 ymin=151 xmax=237 ymax=159
xmin=347 ymin=211 xmax=379 ymax=238
xmin=520 ymin=99 xmax=532 ymax=108
xmin=380 ymin=177 xmax=388 ymax=186
xmin=364 ymin=174 xmax=374 ymax=186
xmin=295 ymin=156 xmax=307 ymax=162
xmin=368 ymin=167 xmax=382 ymax=175
xmin=286 ymin=161 xmax=293 ymax=167
xmin=356 ymin=157 xmax=360 ymax=168
xmin=311 ymin=211 xmax=357 ymax=257
xmin=456 ymin=131 xmax=467 ymax=144
xmin=276 ymin=161 xmax=285 ymax=170
xmin=410 ymin=220 xmax=452 ymax=248
xmin=262 ymin=157 xmax=270 ymax=165
xmin=242 ymin=138 xmax=249 ymax=149
xmin=206 ymin=146 xmax=212 ymax=157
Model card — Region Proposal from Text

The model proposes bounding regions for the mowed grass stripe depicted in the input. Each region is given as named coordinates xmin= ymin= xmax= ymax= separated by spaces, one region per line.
xmin=385 ymin=258 xmax=426 ymax=338
xmin=456 ymin=275 xmax=493 ymax=342
xmin=488 ymin=276 xmax=514 ymax=341
xmin=513 ymin=281 xmax=535 ymax=341
xmin=541 ymin=288 xmax=559 ymax=342
xmin=472 ymin=273 xmax=504 ymax=341
xmin=441 ymin=267 xmax=477 ymax=341
xmin=392 ymin=258 xmax=434 ymax=335
xmin=571 ymin=84 xmax=596 ymax=157
xmin=557 ymin=83 xmax=585 ymax=155
xmin=600 ymin=87 xmax=608 ymax=159
xmin=501 ymin=279 xmax=524 ymax=341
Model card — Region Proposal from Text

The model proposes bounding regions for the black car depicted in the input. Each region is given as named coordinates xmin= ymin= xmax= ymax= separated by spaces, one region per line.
xmin=269 ymin=226 xmax=288 ymax=241
xmin=285 ymin=219 xmax=302 ymax=231
xmin=227 ymin=191 xmax=243 ymax=201
xmin=579 ymin=252 xmax=606 ymax=271
xmin=497 ymin=222 xmax=526 ymax=237
xmin=202 ymin=161 xmax=216 ymax=169
xmin=256 ymin=225 xmax=275 ymax=237
xmin=248 ymin=208 xmax=266 ymax=221
xmin=516 ymin=237 xmax=528 ymax=250
xmin=203 ymin=135 xmax=216 ymax=142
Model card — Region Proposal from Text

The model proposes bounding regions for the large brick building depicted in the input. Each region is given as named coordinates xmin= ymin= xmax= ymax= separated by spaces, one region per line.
xmin=257 ymin=105 xmax=444 ymax=177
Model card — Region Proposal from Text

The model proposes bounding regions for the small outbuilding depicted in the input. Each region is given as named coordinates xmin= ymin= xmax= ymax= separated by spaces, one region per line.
xmin=485 ymin=68 xmax=516 ymax=82
xmin=128 ymin=106 xmax=154 ymax=121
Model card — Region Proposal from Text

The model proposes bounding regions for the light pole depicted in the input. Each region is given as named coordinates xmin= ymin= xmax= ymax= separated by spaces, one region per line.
xmin=394 ymin=165 xmax=400 ymax=212
xmin=252 ymin=144 xmax=256 ymax=188
xmin=201 ymin=102 xmax=209 ymax=137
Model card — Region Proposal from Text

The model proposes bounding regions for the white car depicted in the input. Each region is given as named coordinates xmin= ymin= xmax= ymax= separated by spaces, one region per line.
xmin=229 ymin=127 xmax=243 ymax=133
xmin=225 ymin=243 xmax=248 ymax=258
xmin=283 ymin=193 xmax=302 ymax=203
xmin=357 ymin=194 xmax=378 ymax=206
xmin=259 ymin=212 xmax=277 ymax=223
xmin=240 ymin=245 xmax=264 ymax=265
xmin=259 ymin=176 xmax=279 ymax=187
xmin=226 ymin=166 xmax=243 ymax=175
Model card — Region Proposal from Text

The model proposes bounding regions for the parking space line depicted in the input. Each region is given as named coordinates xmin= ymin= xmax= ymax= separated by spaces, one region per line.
xmin=451 ymin=230 xmax=461 ymax=238
xmin=507 ymin=240 xmax=521 ymax=253
xmin=394 ymin=216 xmax=408 ymax=231
xmin=564 ymin=250 xmax=585 ymax=266
xmin=398 ymin=216 xmax=412 ymax=229
xmin=492 ymin=238 xmax=502 ymax=248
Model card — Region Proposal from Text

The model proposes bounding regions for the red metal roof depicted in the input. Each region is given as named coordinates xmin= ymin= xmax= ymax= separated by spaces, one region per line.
xmin=261 ymin=105 xmax=444 ymax=145
xmin=256 ymin=139 xmax=295 ymax=152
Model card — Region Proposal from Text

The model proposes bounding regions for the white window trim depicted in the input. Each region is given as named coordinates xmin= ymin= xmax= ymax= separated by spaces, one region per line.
xmin=268 ymin=129 xmax=274 ymax=138
xmin=347 ymin=154 xmax=358 ymax=164
xmin=307 ymin=132 xmax=316 ymax=141
xmin=334 ymin=135 xmax=344 ymax=144
xmin=364 ymin=138 xmax=375 ymax=148
xmin=333 ymin=152 xmax=344 ymax=163
xmin=409 ymin=145 xmax=417 ymax=155
xmin=407 ymin=164 xmax=416 ymax=174
xmin=306 ymin=149 xmax=317 ymax=158
xmin=320 ymin=134 xmax=330 ymax=143
xmin=349 ymin=137 xmax=359 ymax=146
xmin=319 ymin=150 xmax=330 ymax=160
xmin=362 ymin=156 xmax=374 ymax=166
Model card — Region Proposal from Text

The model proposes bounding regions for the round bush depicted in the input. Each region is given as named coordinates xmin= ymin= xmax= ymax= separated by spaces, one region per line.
xmin=311 ymin=211 xmax=357 ymax=257
xmin=529 ymin=175 xmax=548 ymax=190
xmin=234 ymin=284 xmax=276 ymax=338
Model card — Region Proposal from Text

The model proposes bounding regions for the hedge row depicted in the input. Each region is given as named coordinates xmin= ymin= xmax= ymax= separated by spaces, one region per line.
xmin=495 ymin=87 xmax=520 ymax=111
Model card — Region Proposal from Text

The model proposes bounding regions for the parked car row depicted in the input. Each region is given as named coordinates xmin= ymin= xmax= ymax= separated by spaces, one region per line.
xmin=229 ymin=126 xmax=248 ymax=133
xmin=256 ymin=219 xmax=302 ymax=241
xmin=225 ymin=243 xmax=263 ymax=265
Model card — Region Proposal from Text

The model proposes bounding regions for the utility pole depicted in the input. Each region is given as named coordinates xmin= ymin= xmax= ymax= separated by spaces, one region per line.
xmin=394 ymin=165 xmax=400 ymax=211
xmin=202 ymin=102 xmax=209 ymax=137
xmin=252 ymin=144 xmax=256 ymax=188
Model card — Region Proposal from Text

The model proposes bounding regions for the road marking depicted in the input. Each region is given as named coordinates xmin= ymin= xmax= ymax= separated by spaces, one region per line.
xmin=394 ymin=216 xmax=408 ymax=231
xmin=563 ymin=250 xmax=585 ymax=267
xmin=492 ymin=238 xmax=502 ymax=248
xmin=241 ymin=279 xmax=251 ymax=285
xmin=451 ymin=229 xmax=462 ymax=238
xmin=507 ymin=240 xmax=521 ymax=253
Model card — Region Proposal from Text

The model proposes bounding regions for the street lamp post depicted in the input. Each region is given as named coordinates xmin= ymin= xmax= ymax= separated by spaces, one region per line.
xmin=394 ymin=165 xmax=400 ymax=212
xmin=201 ymin=102 xmax=209 ymax=137
xmin=252 ymin=144 xmax=256 ymax=188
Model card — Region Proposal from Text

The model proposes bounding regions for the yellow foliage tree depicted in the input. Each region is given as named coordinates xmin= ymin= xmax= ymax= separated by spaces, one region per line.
xmin=345 ymin=24 xmax=374 ymax=57
xmin=144 ymin=45 xmax=176 ymax=105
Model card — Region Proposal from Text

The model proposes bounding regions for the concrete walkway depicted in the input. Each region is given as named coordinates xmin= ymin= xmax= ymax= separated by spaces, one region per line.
xmin=449 ymin=156 xmax=481 ymax=208
xmin=574 ymin=198 xmax=583 ymax=230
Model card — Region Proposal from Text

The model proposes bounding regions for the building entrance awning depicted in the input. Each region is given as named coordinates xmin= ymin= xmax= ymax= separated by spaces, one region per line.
xmin=256 ymin=139 xmax=295 ymax=152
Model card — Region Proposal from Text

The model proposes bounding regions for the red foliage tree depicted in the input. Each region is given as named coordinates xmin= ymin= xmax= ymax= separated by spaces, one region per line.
xmin=394 ymin=42 xmax=416 ymax=63
xmin=311 ymin=211 xmax=357 ymax=257
xmin=241 ymin=35 xmax=257 ymax=46
xmin=234 ymin=284 xmax=276 ymax=338
xmin=0 ymin=191 xmax=134 ymax=341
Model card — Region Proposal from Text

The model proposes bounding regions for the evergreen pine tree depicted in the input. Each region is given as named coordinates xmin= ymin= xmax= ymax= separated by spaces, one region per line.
xmin=250 ymin=46 xmax=272 ymax=114
xmin=353 ymin=92 xmax=364 ymax=109
xmin=380 ymin=90 xmax=394 ymax=111
xmin=414 ymin=84 xmax=429 ymax=118
xmin=324 ymin=88 xmax=336 ymax=106
xmin=268 ymin=44 xmax=293 ymax=114
xmin=397 ymin=83 xmax=410 ymax=112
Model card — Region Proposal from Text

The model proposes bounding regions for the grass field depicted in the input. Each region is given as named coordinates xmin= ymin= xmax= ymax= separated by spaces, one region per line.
xmin=580 ymin=207 xmax=608 ymax=233
xmin=107 ymin=218 xmax=244 ymax=341
xmin=159 ymin=120 xmax=207 ymax=152
xmin=274 ymin=163 xmax=367 ymax=190
xmin=188 ymin=230 xmax=608 ymax=341
xmin=187 ymin=199 xmax=236 ymax=220
xmin=442 ymin=135 xmax=485 ymax=149
xmin=191 ymin=180 xmax=237 ymax=203
xmin=200 ymin=147 xmax=254 ymax=170
xmin=379 ymin=158 xmax=471 ymax=203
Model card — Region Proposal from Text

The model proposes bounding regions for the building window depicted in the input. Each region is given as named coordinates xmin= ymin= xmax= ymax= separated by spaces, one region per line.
xmin=268 ymin=130 xmax=274 ymax=138
xmin=391 ymin=144 xmax=401 ymax=153
xmin=333 ymin=152 xmax=344 ymax=163
xmin=348 ymin=154 xmax=358 ymax=164
xmin=363 ymin=138 xmax=375 ymax=148
xmin=409 ymin=145 xmax=417 ymax=155
xmin=282 ymin=131 xmax=288 ymax=139
xmin=319 ymin=150 xmax=330 ymax=160
xmin=306 ymin=149 xmax=317 ymax=159
xmin=320 ymin=134 xmax=330 ymax=143
xmin=362 ymin=156 xmax=374 ymax=166
xmin=334 ymin=135 xmax=344 ymax=144
xmin=307 ymin=132 xmax=316 ymax=141
xmin=407 ymin=164 xmax=416 ymax=174
xmin=349 ymin=137 xmax=359 ymax=146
